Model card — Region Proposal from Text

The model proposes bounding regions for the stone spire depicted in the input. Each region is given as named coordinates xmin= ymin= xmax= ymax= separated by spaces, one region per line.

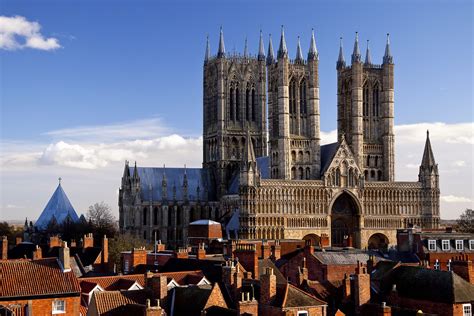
xmin=351 ymin=32 xmax=361 ymax=63
xmin=258 ymin=30 xmax=265 ymax=61
xmin=243 ymin=129 xmax=256 ymax=164
xmin=383 ymin=33 xmax=393 ymax=64
xmin=204 ymin=35 xmax=211 ymax=62
xmin=132 ymin=161 xmax=139 ymax=180
xmin=337 ymin=37 xmax=346 ymax=69
xmin=217 ymin=27 xmax=225 ymax=58
xmin=267 ymin=34 xmax=275 ymax=65
xmin=307 ymin=29 xmax=318 ymax=61
xmin=295 ymin=36 xmax=303 ymax=62
xmin=277 ymin=25 xmax=288 ymax=59
xmin=365 ymin=40 xmax=372 ymax=65
xmin=243 ymin=36 xmax=249 ymax=58
xmin=421 ymin=130 xmax=436 ymax=167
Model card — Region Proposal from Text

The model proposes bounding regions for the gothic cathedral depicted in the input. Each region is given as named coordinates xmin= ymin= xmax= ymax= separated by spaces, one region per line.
xmin=119 ymin=27 xmax=440 ymax=249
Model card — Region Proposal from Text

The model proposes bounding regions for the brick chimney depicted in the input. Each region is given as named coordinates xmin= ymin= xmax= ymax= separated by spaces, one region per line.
xmin=145 ymin=299 xmax=163 ymax=316
xmin=304 ymin=239 xmax=314 ymax=256
xmin=342 ymin=273 xmax=351 ymax=299
xmin=237 ymin=291 xmax=258 ymax=315
xmin=196 ymin=243 xmax=206 ymax=260
xmin=320 ymin=234 xmax=330 ymax=248
xmin=174 ymin=247 xmax=189 ymax=259
xmin=70 ymin=239 xmax=76 ymax=247
xmin=146 ymin=273 xmax=168 ymax=301
xmin=59 ymin=241 xmax=71 ymax=272
xmin=260 ymin=267 xmax=276 ymax=305
xmin=155 ymin=240 xmax=165 ymax=252
xmin=378 ymin=302 xmax=392 ymax=316
xmin=101 ymin=235 xmax=109 ymax=264
xmin=271 ymin=240 xmax=281 ymax=261
xmin=261 ymin=241 xmax=271 ymax=259
xmin=15 ymin=236 xmax=22 ymax=245
xmin=49 ymin=235 xmax=61 ymax=248
xmin=451 ymin=254 xmax=474 ymax=284
xmin=297 ymin=258 xmax=309 ymax=286
xmin=222 ymin=259 xmax=237 ymax=286
xmin=33 ymin=245 xmax=42 ymax=260
xmin=234 ymin=243 xmax=259 ymax=279
xmin=1 ymin=236 xmax=8 ymax=260
xmin=131 ymin=247 xmax=147 ymax=269
xmin=352 ymin=261 xmax=370 ymax=306
xmin=83 ymin=233 xmax=94 ymax=249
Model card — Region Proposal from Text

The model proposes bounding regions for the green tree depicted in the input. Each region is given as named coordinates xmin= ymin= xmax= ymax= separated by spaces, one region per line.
xmin=457 ymin=208 xmax=474 ymax=233
xmin=108 ymin=233 xmax=152 ymax=273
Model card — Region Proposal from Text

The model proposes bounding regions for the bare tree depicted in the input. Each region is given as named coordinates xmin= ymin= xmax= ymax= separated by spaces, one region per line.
xmin=87 ymin=202 xmax=117 ymax=239
xmin=457 ymin=209 xmax=474 ymax=233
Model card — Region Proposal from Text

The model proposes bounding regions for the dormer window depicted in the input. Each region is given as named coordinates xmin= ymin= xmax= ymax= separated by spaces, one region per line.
xmin=456 ymin=240 xmax=464 ymax=251
xmin=52 ymin=300 xmax=66 ymax=314
xmin=428 ymin=240 xmax=436 ymax=251
xmin=442 ymin=240 xmax=450 ymax=251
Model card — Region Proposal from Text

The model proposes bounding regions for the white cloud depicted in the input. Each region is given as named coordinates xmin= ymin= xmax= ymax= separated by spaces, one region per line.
xmin=453 ymin=160 xmax=466 ymax=167
xmin=441 ymin=195 xmax=472 ymax=203
xmin=0 ymin=15 xmax=61 ymax=51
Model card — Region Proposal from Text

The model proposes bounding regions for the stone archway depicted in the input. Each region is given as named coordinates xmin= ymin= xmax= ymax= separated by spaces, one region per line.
xmin=368 ymin=233 xmax=389 ymax=251
xmin=331 ymin=192 xmax=360 ymax=247
xmin=303 ymin=234 xmax=321 ymax=247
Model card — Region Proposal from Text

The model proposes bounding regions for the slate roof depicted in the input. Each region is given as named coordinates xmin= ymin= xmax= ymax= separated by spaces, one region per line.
xmin=131 ymin=166 xmax=211 ymax=201
xmin=35 ymin=183 xmax=80 ymax=229
xmin=320 ymin=142 xmax=340 ymax=174
xmin=0 ymin=258 xmax=80 ymax=298
xmin=382 ymin=265 xmax=474 ymax=303
xmin=273 ymin=283 xmax=327 ymax=308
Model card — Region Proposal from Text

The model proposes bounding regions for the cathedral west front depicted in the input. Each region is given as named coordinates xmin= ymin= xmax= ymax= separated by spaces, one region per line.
xmin=119 ymin=27 xmax=440 ymax=250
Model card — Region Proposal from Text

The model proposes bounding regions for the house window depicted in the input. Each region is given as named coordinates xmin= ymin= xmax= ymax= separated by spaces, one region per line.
xmin=124 ymin=259 xmax=130 ymax=273
xmin=463 ymin=304 xmax=472 ymax=316
xmin=428 ymin=240 xmax=436 ymax=251
xmin=52 ymin=300 xmax=66 ymax=314
xmin=470 ymin=240 xmax=474 ymax=250
xmin=442 ymin=240 xmax=450 ymax=251
xmin=456 ymin=240 xmax=464 ymax=251
xmin=297 ymin=312 xmax=309 ymax=316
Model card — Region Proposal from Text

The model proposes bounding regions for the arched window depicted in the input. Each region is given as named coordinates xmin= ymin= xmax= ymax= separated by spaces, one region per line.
xmin=300 ymin=80 xmax=307 ymax=114
xmin=363 ymin=83 xmax=369 ymax=116
xmin=291 ymin=151 xmax=296 ymax=162
xmin=370 ymin=170 xmax=375 ymax=179
xmin=153 ymin=207 xmax=158 ymax=226
xmin=298 ymin=167 xmax=304 ymax=180
xmin=229 ymin=86 xmax=234 ymax=120
xmin=143 ymin=231 xmax=147 ymax=240
xmin=291 ymin=167 xmax=296 ymax=180
xmin=375 ymin=156 xmax=378 ymax=167
xmin=335 ymin=169 xmax=341 ymax=186
xmin=289 ymin=79 xmax=296 ymax=115
xmin=246 ymin=88 xmax=250 ymax=121
xmin=143 ymin=207 xmax=148 ymax=225
xmin=367 ymin=155 xmax=371 ymax=167
xmin=251 ymin=88 xmax=256 ymax=121
xmin=177 ymin=206 xmax=182 ymax=225
xmin=377 ymin=170 xmax=383 ymax=181
xmin=236 ymin=86 xmax=240 ymax=121
xmin=373 ymin=84 xmax=379 ymax=117
xmin=305 ymin=167 xmax=311 ymax=180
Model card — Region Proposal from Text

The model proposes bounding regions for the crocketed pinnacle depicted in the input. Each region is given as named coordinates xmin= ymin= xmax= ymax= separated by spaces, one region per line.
xmin=421 ymin=130 xmax=436 ymax=167
xmin=243 ymin=36 xmax=248 ymax=58
xmin=217 ymin=26 xmax=225 ymax=58
xmin=307 ymin=28 xmax=318 ymax=60
xmin=337 ymin=37 xmax=346 ymax=69
xmin=351 ymin=32 xmax=361 ymax=63
xmin=295 ymin=36 xmax=303 ymax=62
xmin=204 ymin=35 xmax=211 ymax=62
xmin=277 ymin=25 xmax=288 ymax=59
xmin=365 ymin=40 xmax=372 ymax=65
xmin=383 ymin=33 xmax=393 ymax=64
xmin=258 ymin=30 xmax=265 ymax=61
xmin=267 ymin=34 xmax=275 ymax=65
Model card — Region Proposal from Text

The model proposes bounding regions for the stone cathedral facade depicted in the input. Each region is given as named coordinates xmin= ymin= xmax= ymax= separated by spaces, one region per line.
xmin=119 ymin=27 xmax=440 ymax=249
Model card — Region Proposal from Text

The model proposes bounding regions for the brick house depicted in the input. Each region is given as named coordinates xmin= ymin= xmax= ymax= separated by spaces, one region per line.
xmin=0 ymin=250 xmax=81 ymax=315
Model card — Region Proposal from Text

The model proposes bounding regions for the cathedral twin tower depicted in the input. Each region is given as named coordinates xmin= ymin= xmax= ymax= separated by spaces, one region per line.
xmin=203 ymin=27 xmax=395 ymax=196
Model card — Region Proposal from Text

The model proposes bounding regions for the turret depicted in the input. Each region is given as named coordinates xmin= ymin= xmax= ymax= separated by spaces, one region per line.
xmin=364 ymin=40 xmax=372 ymax=65
xmin=307 ymin=29 xmax=318 ymax=61
xmin=132 ymin=161 xmax=141 ymax=192
xmin=351 ymin=32 xmax=362 ymax=64
xmin=295 ymin=36 xmax=303 ymax=63
xmin=121 ymin=160 xmax=131 ymax=190
xmin=337 ymin=37 xmax=346 ymax=69
xmin=419 ymin=131 xmax=439 ymax=188
xmin=182 ymin=165 xmax=188 ymax=201
xmin=350 ymin=32 xmax=364 ymax=166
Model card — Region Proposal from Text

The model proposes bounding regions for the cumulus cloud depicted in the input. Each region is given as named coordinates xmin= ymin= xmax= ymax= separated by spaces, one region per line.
xmin=0 ymin=15 xmax=61 ymax=51
xmin=441 ymin=195 xmax=472 ymax=203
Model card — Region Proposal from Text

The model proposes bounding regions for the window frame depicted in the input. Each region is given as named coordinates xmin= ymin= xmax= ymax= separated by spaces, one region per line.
xmin=463 ymin=303 xmax=472 ymax=316
xmin=297 ymin=311 xmax=309 ymax=316
xmin=442 ymin=240 xmax=450 ymax=251
xmin=428 ymin=239 xmax=437 ymax=251
xmin=470 ymin=240 xmax=474 ymax=250
xmin=52 ymin=300 xmax=66 ymax=314
xmin=456 ymin=240 xmax=464 ymax=251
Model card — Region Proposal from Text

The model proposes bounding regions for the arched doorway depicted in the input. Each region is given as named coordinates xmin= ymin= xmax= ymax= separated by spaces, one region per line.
xmin=303 ymin=234 xmax=321 ymax=247
xmin=331 ymin=192 xmax=360 ymax=247
xmin=368 ymin=233 xmax=389 ymax=251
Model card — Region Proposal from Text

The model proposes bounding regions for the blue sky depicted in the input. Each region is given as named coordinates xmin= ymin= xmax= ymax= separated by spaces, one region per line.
xmin=1 ymin=0 xmax=473 ymax=220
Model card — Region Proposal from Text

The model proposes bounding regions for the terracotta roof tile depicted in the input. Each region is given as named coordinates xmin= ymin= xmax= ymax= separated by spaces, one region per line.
xmin=0 ymin=258 xmax=80 ymax=298
xmin=90 ymin=290 xmax=149 ymax=315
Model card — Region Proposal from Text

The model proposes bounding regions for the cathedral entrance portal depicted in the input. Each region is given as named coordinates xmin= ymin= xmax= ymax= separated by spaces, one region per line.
xmin=330 ymin=192 xmax=360 ymax=247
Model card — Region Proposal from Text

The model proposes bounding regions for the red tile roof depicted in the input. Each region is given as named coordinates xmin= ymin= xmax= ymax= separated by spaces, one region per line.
xmin=90 ymin=290 xmax=148 ymax=315
xmin=0 ymin=258 xmax=80 ymax=298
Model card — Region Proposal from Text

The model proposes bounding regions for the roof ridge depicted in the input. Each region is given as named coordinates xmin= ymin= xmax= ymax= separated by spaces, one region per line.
xmin=288 ymin=283 xmax=328 ymax=305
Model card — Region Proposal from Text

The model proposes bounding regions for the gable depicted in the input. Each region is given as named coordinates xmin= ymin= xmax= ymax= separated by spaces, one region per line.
xmin=323 ymin=139 xmax=362 ymax=188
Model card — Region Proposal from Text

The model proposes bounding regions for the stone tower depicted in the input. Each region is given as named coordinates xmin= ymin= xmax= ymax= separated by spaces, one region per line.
xmin=203 ymin=28 xmax=267 ymax=197
xmin=267 ymin=27 xmax=321 ymax=180
xmin=336 ymin=33 xmax=395 ymax=181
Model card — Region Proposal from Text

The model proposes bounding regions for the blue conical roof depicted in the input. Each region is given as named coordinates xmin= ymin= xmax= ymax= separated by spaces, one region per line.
xmin=35 ymin=182 xmax=79 ymax=229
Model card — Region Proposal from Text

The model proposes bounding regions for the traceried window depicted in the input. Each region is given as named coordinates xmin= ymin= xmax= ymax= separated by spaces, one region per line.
xmin=363 ymin=83 xmax=369 ymax=116
xmin=428 ymin=240 xmax=436 ymax=251
xmin=456 ymin=240 xmax=464 ymax=251
xmin=251 ymin=88 xmax=256 ymax=121
xmin=442 ymin=240 xmax=450 ymax=251
xmin=372 ymin=83 xmax=379 ymax=117
xmin=52 ymin=300 xmax=66 ymax=314
xmin=246 ymin=87 xmax=251 ymax=121
xmin=300 ymin=79 xmax=307 ymax=114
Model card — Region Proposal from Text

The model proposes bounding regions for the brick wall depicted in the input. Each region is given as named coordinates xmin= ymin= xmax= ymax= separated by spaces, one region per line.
xmin=1 ymin=296 xmax=80 ymax=316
